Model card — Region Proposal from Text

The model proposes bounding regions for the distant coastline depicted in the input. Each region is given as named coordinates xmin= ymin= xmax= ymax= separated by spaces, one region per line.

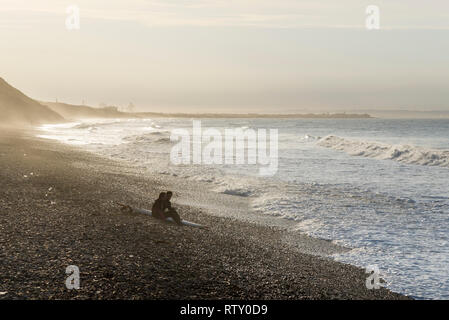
xmin=133 ymin=111 xmax=373 ymax=119
xmin=44 ymin=101 xmax=373 ymax=120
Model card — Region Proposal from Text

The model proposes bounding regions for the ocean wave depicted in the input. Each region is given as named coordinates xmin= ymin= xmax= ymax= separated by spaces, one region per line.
xmin=122 ymin=132 xmax=171 ymax=144
xmin=71 ymin=120 xmax=123 ymax=129
xmin=220 ymin=188 xmax=253 ymax=197
xmin=71 ymin=123 xmax=94 ymax=129
xmin=318 ymin=135 xmax=449 ymax=167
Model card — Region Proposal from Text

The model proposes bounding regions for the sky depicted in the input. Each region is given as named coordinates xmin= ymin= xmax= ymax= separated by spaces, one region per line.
xmin=0 ymin=0 xmax=448 ymax=113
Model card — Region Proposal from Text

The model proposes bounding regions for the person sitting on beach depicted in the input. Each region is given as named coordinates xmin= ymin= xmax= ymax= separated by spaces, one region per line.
xmin=151 ymin=192 xmax=167 ymax=220
xmin=162 ymin=191 xmax=182 ymax=226
xmin=151 ymin=191 xmax=182 ymax=226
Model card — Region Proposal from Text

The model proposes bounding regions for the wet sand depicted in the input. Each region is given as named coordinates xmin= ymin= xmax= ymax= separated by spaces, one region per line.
xmin=0 ymin=129 xmax=409 ymax=299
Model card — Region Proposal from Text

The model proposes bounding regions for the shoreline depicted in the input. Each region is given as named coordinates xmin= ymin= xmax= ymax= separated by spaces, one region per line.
xmin=0 ymin=128 xmax=409 ymax=299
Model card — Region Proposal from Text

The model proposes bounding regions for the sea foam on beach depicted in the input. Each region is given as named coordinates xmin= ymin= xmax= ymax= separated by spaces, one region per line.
xmin=37 ymin=118 xmax=449 ymax=299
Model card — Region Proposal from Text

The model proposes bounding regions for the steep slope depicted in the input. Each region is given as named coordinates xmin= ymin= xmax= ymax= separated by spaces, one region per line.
xmin=0 ymin=78 xmax=64 ymax=126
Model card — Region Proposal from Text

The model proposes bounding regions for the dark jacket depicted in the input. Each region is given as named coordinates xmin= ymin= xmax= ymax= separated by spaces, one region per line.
xmin=152 ymin=199 xmax=165 ymax=219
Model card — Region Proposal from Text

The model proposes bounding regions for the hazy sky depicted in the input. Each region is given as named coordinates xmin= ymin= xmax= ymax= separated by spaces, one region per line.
xmin=1 ymin=0 xmax=448 ymax=113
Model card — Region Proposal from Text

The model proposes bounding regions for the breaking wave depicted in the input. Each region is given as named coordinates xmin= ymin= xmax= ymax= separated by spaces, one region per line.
xmin=318 ymin=135 xmax=449 ymax=167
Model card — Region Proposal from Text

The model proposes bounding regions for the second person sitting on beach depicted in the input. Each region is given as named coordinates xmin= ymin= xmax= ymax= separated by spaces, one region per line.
xmin=152 ymin=192 xmax=183 ymax=226
xmin=163 ymin=191 xmax=182 ymax=225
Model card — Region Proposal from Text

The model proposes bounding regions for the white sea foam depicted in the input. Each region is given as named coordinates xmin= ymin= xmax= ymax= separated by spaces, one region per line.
xmin=318 ymin=135 xmax=449 ymax=167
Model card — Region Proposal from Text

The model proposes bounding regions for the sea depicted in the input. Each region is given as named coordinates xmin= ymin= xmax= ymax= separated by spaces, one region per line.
xmin=37 ymin=117 xmax=449 ymax=299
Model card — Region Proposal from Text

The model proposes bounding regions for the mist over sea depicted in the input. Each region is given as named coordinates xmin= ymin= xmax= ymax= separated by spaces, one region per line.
xmin=38 ymin=118 xmax=449 ymax=299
